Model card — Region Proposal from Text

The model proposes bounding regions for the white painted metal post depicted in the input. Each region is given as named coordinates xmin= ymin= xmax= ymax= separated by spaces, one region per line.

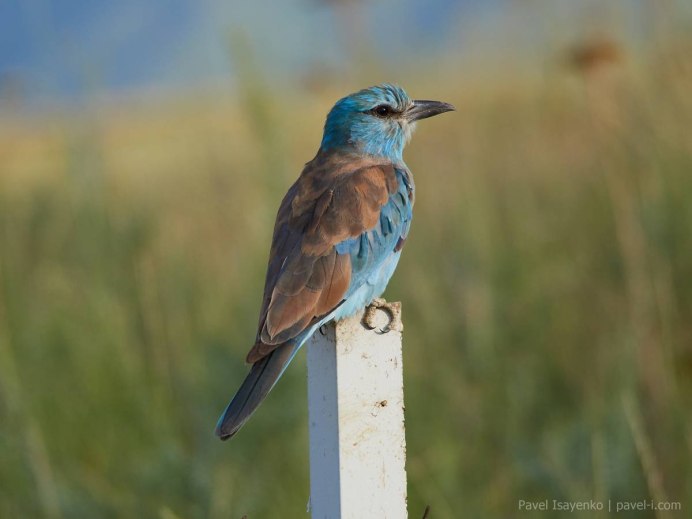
xmin=307 ymin=304 xmax=407 ymax=519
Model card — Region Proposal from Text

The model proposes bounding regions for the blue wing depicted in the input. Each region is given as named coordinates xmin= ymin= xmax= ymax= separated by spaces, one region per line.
xmin=334 ymin=166 xmax=413 ymax=318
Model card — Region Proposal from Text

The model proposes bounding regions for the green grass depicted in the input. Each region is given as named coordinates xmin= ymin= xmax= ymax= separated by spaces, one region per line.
xmin=1 ymin=42 xmax=692 ymax=518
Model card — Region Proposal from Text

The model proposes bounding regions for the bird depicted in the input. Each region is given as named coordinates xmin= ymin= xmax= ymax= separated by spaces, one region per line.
xmin=215 ymin=84 xmax=453 ymax=440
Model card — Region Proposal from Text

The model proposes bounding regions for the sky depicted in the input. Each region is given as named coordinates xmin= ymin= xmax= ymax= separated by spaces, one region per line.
xmin=0 ymin=0 xmax=666 ymax=106
xmin=0 ymin=0 xmax=479 ymax=105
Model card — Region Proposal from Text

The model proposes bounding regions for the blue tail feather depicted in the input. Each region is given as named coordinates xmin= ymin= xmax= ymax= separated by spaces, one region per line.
xmin=215 ymin=341 xmax=298 ymax=440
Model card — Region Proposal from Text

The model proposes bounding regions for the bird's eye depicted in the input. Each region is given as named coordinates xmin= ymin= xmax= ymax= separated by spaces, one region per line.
xmin=372 ymin=104 xmax=393 ymax=117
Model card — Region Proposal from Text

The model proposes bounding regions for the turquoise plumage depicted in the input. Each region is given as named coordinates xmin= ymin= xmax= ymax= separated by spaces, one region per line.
xmin=216 ymin=84 xmax=453 ymax=440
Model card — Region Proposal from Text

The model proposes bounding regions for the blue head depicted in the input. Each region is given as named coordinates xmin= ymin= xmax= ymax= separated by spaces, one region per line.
xmin=320 ymin=84 xmax=454 ymax=161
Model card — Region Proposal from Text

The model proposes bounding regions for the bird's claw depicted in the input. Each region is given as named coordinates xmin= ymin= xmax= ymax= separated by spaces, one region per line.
xmin=362 ymin=298 xmax=403 ymax=334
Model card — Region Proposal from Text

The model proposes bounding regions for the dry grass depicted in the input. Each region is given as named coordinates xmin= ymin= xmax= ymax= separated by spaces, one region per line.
xmin=1 ymin=37 xmax=691 ymax=518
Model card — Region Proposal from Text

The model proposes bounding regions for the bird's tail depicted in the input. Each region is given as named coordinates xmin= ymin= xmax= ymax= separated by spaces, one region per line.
xmin=215 ymin=341 xmax=298 ymax=440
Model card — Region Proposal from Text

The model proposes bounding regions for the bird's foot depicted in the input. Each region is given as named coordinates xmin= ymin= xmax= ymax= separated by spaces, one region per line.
xmin=362 ymin=298 xmax=402 ymax=334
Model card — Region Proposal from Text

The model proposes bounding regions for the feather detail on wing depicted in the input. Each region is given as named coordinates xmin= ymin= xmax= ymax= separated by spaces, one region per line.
xmin=246 ymin=152 xmax=398 ymax=363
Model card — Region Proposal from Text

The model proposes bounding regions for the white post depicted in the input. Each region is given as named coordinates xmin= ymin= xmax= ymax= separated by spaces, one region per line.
xmin=307 ymin=303 xmax=407 ymax=519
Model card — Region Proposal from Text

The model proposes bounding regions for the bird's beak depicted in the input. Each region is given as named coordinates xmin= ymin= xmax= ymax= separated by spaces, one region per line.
xmin=405 ymin=100 xmax=455 ymax=121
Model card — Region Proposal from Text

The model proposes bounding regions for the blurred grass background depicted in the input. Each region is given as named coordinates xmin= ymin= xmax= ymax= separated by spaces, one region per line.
xmin=2 ymin=2 xmax=692 ymax=518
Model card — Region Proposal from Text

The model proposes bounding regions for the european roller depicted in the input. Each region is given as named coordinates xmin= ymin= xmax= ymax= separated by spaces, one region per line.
xmin=216 ymin=84 xmax=453 ymax=440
